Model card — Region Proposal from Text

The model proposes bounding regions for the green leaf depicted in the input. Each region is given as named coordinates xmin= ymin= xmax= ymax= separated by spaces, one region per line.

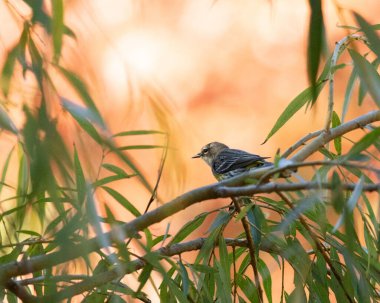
xmin=1 ymin=46 xmax=18 ymax=97
xmin=307 ymin=0 xmax=324 ymax=103
xmin=56 ymin=67 xmax=104 ymax=125
xmin=332 ymin=177 xmax=363 ymax=233
xmin=137 ymin=263 xmax=153 ymax=293
xmin=102 ymin=186 xmax=141 ymax=217
xmin=0 ymin=105 xmax=18 ymax=134
xmin=332 ymin=111 xmax=342 ymax=154
xmin=278 ymin=195 xmax=318 ymax=233
xmin=215 ymin=257 xmax=232 ymax=303
xmin=346 ymin=127 xmax=380 ymax=159
xmin=263 ymin=79 xmax=327 ymax=143
xmin=61 ymin=98 xmax=103 ymax=143
xmin=178 ymin=260 xmax=190 ymax=295
xmin=246 ymin=205 xmax=263 ymax=248
xmin=206 ymin=211 xmax=231 ymax=234
xmin=331 ymin=171 xmax=344 ymax=213
xmin=16 ymin=229 xmax=41 ymax=237
xmin=342 ymin=68 xmax=357 ymax=122
xmin=169 ymin=212 xmax=207 ymax=245
xmin=52 ymin=0 xmax=64 ymax=63
xmin=234 ymin=203 xmax=254 ymax=221
xmin=118 ymin=145 xmax=166 ymax=150
xmin=258 ymin=258 xmax=272 ymax=303
xmin=93 ymin=174 xmax=135 ymax=188
xmin=354 ymin=13 xmax=380 ymax=59
xmin=101 ymin=163 xmax=130 ymax=177
xmin=113 ymin=130 xmax=166 ymax=137
xmin=74 ymin=146 xmax=86 ymax=206
xmin=0 ymin=146 xmax=14 ymax=196
xmin=349 ymin=49 xmax=380 ymax=107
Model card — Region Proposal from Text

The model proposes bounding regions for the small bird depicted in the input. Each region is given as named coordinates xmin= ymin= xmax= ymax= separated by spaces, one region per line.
xmin=192 ymin=142 xmax=273 ymax=181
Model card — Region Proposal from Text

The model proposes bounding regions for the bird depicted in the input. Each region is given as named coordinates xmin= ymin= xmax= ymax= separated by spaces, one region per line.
xmin=192 ymin=142 xmax=273 ymax=181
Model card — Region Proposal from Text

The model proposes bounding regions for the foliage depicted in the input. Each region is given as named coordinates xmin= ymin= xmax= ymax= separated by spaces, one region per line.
xmin=0 ymin=1 xmax=379 ymax=303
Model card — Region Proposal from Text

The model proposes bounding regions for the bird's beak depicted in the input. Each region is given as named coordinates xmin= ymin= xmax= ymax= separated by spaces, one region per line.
xmin=192 ymin=152 xmax=202 ymax=159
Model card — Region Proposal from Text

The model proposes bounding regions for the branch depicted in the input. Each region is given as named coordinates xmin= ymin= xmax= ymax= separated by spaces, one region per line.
xmin=26 ymin=237 xmax=278 ymax=302
xmin=292 ymin=110 xmax=380 ymax=162
xmin=258 ymin=160 xmax=380 ymax=184
xmin=324 ymin=35 xmax=367 ymax=131
xmin=0 ymin=178 xmax=378 ymax=284
xmin=281 ymin=130 xmax=322 ymax=158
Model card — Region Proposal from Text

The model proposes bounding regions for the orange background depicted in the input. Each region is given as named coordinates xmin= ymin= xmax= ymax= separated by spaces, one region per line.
xmin=0 ymin=0 xmax=379 ymax=301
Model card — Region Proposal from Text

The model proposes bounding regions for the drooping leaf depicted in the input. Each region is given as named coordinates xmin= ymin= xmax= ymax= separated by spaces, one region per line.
xmin=346 ymin=127 xmax=380 ymax=159
xmin=113 ymin=130 xmax=166 ymax=137
xmin=342 ymin=68 xmax=357 ymax=122
xmin=349 ymin=49 xmax=380 ymax=108
xmin=332 ymin=177 xmax=363 ymax=233
xmin=263 ymin=79 xmax=327 ymax=144
xmin=1 ymin=46 xmax=18 ymax=97
xmin=52 ymin=0 xmax=64 ymax=63
xmin=169 ymin=212 xmax=208 ymax=245
xmin=101 ymin=186 xmax=141 ymax=217
xmin=57 ymin=67 xmax=104 ymax=126
xmin=61 ymin=98 xmax=103 ymax=144
xmin=332 ymin=111 xmax=342 ymax=154
xmin=74 ymin=146 xmax=86 ymax=206
xmin=307 ymin=0 xmax=324 ymax=103
xmin=354 ymin=13 xmax=380 ymax=59
xmin=258 ymin=258 xmax=272 ymax=303
xmin=0 ymin=105 xmax=18 ymax=134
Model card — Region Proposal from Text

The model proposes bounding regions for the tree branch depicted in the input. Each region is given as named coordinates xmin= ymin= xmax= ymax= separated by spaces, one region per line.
xmin=292 ymin=110 xmax=380 ymax=162
xmin=21 ymin=237 xmax=278 ymax=302
xmin=0 ymin=178 xmax=378 ymax=286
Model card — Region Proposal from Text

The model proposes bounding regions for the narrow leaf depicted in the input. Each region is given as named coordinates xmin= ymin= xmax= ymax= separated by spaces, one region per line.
xmin=332 ymin=177 xmax=364 ymax=233
xmin=52 ymin=0 xmax=64 ymax=63
xmin=169 ymin=212 xmax=207 ymax=245
xmin=331 ymin=111 xmax=342 ymax=154
xmin=113 ymin=130 xmax=166 ymax=137
xmin=354 ymin=13 xmax=380 ymax=59
xmin=347 ymin=127 xmax=380 ymax=159
xmin=263 ymin=80 xmax=327 ymax=143
xmin=102 ymin=186 xmax=141 ymax=217
xmin=342 ymin=68 xmax=357 ymax=122
xmin=307 ymin=0 xmax=324 ymax=103
xmin=349 ymin=49 xmax=380 ymax=107
xmin=74 ymin=146 xmax=86 ymax=206
xmin=1 ymin=46 xmax=18 ymax=97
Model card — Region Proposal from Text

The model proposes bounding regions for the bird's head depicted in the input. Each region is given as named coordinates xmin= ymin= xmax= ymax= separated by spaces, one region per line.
xmin=192 ymin=142 xmax=228 ymax=166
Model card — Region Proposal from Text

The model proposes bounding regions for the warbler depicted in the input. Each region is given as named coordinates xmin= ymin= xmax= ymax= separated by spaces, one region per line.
xmin=192 ymin=142 xmax=273 ymax=181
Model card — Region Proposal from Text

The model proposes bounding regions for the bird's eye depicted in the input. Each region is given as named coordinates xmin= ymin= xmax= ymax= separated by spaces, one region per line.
xmin=202 ymin=147 xmax=209 ymax=154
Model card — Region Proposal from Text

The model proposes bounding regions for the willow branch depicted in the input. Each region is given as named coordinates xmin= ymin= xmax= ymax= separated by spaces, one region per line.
xmin=292 ymin=110 xmax=380 ymax=162
xmin=281 ymin=130 xmax=322 ymax=158
xmin=324 ymin=35 xmax=368 ymax=131
xmin=26 ymin=237 xmax=278 ymax=302
xmin=258 ymin=160 xmax=380 ymax=184
xmin=0 ymin=177 xmax=378 ymax=285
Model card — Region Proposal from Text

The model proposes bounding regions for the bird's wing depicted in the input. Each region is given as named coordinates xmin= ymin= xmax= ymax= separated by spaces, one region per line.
xmin=212 ymin=148 xmax=271 ymax=174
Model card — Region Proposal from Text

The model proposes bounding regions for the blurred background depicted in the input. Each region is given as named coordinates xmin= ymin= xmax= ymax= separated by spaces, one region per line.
xmin=1 ymin=0 xmax=379 ymax=301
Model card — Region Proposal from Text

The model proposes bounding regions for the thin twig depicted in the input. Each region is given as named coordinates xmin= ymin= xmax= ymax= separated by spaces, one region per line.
xmin=144 ymin=134 xmax=169 ymax=214
xmin=282 ymin=130 xmax=322 ymax=158
xmin=324 ymin=34 xmax=367 ymax=131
